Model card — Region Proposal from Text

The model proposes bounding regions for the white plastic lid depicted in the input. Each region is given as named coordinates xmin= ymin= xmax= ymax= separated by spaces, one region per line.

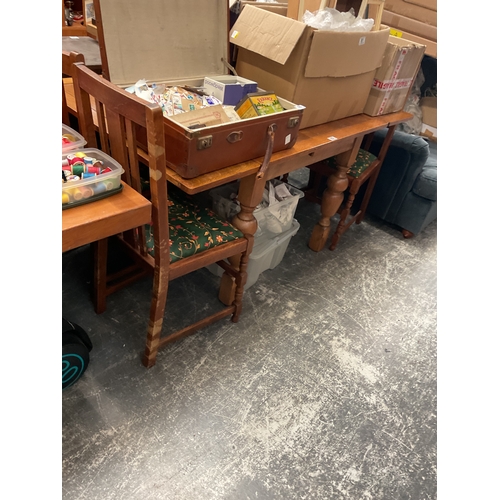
xmin=62 ymin=124 xmax=87 ymax=153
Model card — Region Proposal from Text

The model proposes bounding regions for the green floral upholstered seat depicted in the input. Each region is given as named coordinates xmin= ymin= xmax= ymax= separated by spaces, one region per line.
xmin=325 ymin=149 xmax=378 ymax=178
xmin=144 ymin=188 xmax=243 ymax=263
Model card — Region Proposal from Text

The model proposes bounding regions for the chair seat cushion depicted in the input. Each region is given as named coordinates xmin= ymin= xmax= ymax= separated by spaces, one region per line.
xmin=327 ymin=149 xmax=378 ymax=178
xmin=145 ymin=190 xmax=244 ymax=263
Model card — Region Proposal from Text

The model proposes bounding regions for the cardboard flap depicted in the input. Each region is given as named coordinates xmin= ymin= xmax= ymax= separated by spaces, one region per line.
xmin=98 ymin=0 xmax=228 ymax=86
xmin=230 ymin=5 xmax=307 ymax=65
xmin=304 ymin=27 xmax=390 ymax=77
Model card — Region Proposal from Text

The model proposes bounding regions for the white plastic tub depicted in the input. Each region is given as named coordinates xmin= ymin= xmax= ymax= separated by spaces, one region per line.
xmin=209 ymin=179 xmax=304 ymax=238
xmin=206 ymin=219 xmax=300 ymax=289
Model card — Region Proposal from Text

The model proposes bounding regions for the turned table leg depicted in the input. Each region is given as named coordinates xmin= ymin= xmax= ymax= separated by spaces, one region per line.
xmin=218 ymin=174 xmax=265 ymax=305
xmin=308 ymin=136 xmax=363 ymax=252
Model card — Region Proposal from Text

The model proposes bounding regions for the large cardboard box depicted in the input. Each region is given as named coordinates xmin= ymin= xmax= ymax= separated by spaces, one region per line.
xmin=364 ymin=36 xmax=425 ymax=116
xmin=231 ymin=5 xmax=390 ymax=128
xmin=94 ymin=0 xmax=304 ymax=179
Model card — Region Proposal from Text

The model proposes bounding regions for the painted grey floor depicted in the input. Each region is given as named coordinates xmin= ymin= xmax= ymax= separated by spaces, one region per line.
xmin=62 ymin=170 xmax=437 ymax=500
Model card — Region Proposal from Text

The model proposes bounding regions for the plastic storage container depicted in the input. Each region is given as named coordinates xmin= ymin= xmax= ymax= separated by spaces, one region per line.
xmin=62 ymin=148 xmax=124 ymax=209
xmin=206 ymin=219 xmax=300 ymax=289
xmin=62 ymin=124 xmax=86 ymax=153
xmin=209 ymin=179 xmax=304 ymax=238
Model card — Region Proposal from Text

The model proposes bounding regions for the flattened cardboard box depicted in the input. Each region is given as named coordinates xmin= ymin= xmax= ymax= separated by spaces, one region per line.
xmin=420 ymin=96 xmax=437 ymax=128
xmin=231 ymin=5 xmax=390 ymax=128
xmin=241 ymin=1 xmax=288 ymax=16
xmin=384 ymin=0 xmax=437 ymax=25
xmin=382 ymin=10 xmax=437 ymax=41
xmin=286 ymin=0 xmax=338 ymax=20
xmin=95 ymin=0 xmax=303 ymax=179
xmin=364 ymin=36 xmax=426 ymax=116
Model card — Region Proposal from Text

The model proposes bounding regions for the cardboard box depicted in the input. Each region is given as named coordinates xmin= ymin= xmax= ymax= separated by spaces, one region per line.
xmin=389 ymin=28 xmax=436 ymax=58
xmin=203 ymin=75 xmax=258 ymax=105
xmin=420 ymin=96 xmax=437 ymax=128
xmin=364 ymin=36 xmax=425 ymax=116
xmin=383 ymin=0 xmax=437 ymax=25
xmin=382 ymin=10 xmax=437 ymax=41
xmin=399 ymin=0 xmax=436 ymax=12
xmin=96 ymin=0 xmax=304 ymax=179
xmin=231 ymin=5 xmax=390 ymax=128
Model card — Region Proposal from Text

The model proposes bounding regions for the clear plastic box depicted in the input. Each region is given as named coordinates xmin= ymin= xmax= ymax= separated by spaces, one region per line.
xmin=206 ymin=219 xmax=300 ymax=289
xmin=209 ymin=179 xmax=304 ymax=238
xmin=62 ymin=148 xmax=125 ymax=209
xmin=62 ymin=124 xmax=87 ymax=153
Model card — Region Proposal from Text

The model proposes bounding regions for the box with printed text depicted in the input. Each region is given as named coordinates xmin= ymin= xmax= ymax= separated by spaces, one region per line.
xmin=363 ymin=36 xmax=425 ymax=116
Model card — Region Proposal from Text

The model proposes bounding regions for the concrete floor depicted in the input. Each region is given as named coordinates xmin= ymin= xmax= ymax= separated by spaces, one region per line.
xmin=62 ymin=170 xmax=437 ymax=499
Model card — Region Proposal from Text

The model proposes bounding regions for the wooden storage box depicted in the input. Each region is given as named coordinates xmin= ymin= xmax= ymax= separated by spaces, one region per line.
xmin=94 ymin=0 xmax=304 ymax=179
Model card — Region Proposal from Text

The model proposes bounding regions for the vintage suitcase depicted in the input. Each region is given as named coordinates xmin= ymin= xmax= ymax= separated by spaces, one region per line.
xmin=94 ymin=0 xmax=304 ymax=179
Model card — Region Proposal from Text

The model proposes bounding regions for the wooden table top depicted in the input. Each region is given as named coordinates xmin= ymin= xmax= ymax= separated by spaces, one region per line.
xmin=62 ymin=182 xmax=151 ymax=253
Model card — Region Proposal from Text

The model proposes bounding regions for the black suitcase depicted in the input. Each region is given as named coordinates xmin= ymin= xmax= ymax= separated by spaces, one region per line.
xmin=62 ymin=318 xmax=93 ymax=390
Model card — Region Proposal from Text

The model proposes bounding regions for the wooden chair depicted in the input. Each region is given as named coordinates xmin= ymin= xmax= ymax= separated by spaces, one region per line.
xmin=72 ymin=62 xmax=251 ymax=368
xmin=304 ymin=127 xmax=395 ymax=250
xmin=62 ymin=50 xmax=85 ymax=126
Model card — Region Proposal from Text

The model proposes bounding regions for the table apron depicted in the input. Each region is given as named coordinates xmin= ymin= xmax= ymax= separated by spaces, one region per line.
xmin=264 ymin=137 xmax=358 ymax=181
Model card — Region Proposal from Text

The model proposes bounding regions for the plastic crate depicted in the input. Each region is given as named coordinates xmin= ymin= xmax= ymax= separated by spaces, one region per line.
xmin=62 ymin=124 xmax=86 ymax=153
xmin=209 ymin=179 xmax=303 ymax=238
xmin=62 ymin=148 xmax=124 ymax=209
xmin=206 ymin=219 xmax=300 ymax=289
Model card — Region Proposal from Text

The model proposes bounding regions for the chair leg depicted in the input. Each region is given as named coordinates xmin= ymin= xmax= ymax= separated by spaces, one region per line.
xmin=402 ymin=229 xmax=414 ymax=239
xmin=329 ymin=188 xmax=356 ymax=251
xmin=142 ymin=261 xmax=169 ymax=368
xmin=356 ymin=168 xmax=379 ymax=224
xmin=93 ymin=238 xmax=109 ymax=314
xmin=231 ymin=250 xmax=250 ymax=322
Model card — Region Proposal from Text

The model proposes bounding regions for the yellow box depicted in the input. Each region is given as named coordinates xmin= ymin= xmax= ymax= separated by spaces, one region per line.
xmin=235 ymin=92 xmax=285 ymax=119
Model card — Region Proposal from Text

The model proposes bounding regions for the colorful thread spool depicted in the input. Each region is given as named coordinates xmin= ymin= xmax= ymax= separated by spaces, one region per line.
xmin=62 ymin=133 xmax=76 ymax=142
xmin=70 ymin=188 xmax=84 ymax=201
xmin=86 ymin=165 xmax=101 ymax=175
xmin=71 ymin=162 xmax=85 ymax=177
xmin=66 ymin=154 xmax=77 ymax=165
xmin=92 ymin=182 xmax=108 ymax=195
xmin=62 ymin=192 xmax=71 ymax=204
xmin=80 ymin=186 xmax=94 ymax=199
